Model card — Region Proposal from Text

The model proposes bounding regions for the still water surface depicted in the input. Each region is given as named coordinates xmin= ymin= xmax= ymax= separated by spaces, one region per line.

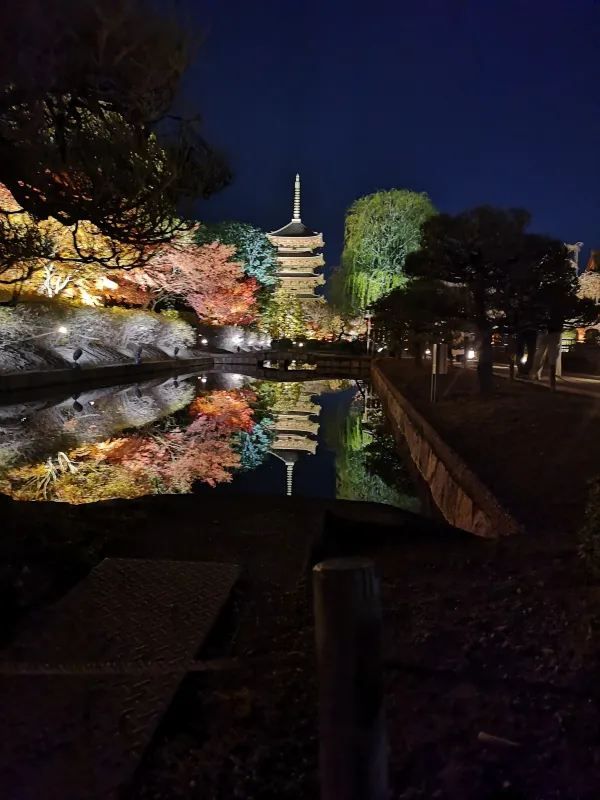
xmin=0 ymin=371 xmax=420 ymax=510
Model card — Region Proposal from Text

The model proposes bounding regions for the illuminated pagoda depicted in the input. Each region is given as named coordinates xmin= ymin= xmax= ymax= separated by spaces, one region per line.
xmin=267 ymin=173 xmax=325 ymax=299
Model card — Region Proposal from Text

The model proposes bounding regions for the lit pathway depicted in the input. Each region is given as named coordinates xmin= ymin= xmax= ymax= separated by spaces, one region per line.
xmin=491 ymin=363 xmax=600 ymax=400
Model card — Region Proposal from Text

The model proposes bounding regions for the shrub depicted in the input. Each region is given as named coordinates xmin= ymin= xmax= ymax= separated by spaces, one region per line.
xmin=578 ymin=477 xmax=600 ymax=577
xmin=0 ymin=299 xmax=195 ymax=371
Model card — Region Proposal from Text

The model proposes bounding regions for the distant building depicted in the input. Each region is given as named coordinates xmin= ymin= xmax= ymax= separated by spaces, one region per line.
xmin=267 ymin=174 xmax=325 ymax=300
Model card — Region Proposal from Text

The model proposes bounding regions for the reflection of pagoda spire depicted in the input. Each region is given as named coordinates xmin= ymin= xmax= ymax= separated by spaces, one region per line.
xmin=269 ymin=384 xmax=320 ymax=496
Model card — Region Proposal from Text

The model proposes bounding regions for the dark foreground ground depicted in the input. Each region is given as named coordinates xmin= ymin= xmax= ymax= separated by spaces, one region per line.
xmin=2 ymin=360 xmax=600 ymax=797
xmin=2 ymin=487 xmax=600 ymax=799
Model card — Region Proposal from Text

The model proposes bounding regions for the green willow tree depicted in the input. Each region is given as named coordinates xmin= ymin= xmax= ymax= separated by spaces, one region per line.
xmin=338 ymin=189 xmax=436 ymax=313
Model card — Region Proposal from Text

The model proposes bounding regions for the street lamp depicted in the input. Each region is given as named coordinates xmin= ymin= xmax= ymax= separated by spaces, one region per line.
xmin=364 ymin=311 xmax=373 ymax=354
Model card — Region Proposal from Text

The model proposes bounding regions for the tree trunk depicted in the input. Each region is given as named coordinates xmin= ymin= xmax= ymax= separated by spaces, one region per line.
xmin=507 ymin=334 xmax=517 ymax=381
xmin=516 ymin=330 xmax=537 ymax=377
xmin=525 ymin=330 xmax=538 ymax=377
xmin=547 ymin=329 xmax=562 ymax=392
xmin=410 ymin=338 xmax=423 ymax=368
xmin=476 ymin=326 xmax=494 ymax=394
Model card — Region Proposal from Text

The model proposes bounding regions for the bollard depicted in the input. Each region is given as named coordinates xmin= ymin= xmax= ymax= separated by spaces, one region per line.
xmin=313 ymin=558 xmax=388 ymax=800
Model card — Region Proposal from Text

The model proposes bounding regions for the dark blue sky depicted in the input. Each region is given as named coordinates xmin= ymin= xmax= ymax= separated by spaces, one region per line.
xmin=179 ymin=0 xmax=600 ymax=274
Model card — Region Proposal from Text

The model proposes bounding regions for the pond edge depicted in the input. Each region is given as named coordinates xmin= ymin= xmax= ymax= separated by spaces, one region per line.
xmin=372 ymin=360 xmax=521 ymax=537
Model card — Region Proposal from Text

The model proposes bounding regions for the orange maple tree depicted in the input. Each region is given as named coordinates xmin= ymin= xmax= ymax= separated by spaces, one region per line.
xmin=188 ymin=388 xmax=257 ymax=433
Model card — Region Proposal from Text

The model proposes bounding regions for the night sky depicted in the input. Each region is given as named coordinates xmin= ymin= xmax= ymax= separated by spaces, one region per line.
xmin=178 ymin=0 xmax=600 ymax=276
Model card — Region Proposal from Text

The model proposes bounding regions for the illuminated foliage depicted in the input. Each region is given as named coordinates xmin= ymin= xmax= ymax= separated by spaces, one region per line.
xmin=189 ymin=389 xmax=257 ymax=433
xmin=194 ymin=222 xmax=279 ymax=289
xmin=134 ymin=237 xmax=259 ymax=325
xmin=323 ymin=395 xmax=418 ymax=510
xmin=579 ymin=271 xmax=600 ymax=306
xmin=234 ymin=420 xmax=274 ymax=471
xmin=302 ymin=300 xmax=359 ymax=341
xmin=0 ymin=300 xmax=195 ymax=372
xmin=2 ymin=386 xmax=263 ymax=501
xmin=0 ymin=183 xmax=170 ymax=298
xmin=261 ymin=289 xmax=307 ymax=339
xmin=339 ymin=189 xmax=436 ymax=312
xmin=4 ymin=446 xmax=152 ymax=503
xmin=103 ymin=430 xmax=240 ymax=493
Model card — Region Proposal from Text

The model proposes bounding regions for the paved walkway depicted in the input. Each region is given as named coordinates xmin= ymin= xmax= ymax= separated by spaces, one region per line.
xmin=0 ymin=558 xmax=239 ymax=800
xmin=491 ymin=363 xmax=600 ymax=399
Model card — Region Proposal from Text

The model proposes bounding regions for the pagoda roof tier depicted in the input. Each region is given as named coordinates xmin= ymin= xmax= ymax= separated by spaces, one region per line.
xmin=278 ymin=257 xmax=325 ymax=272
xmin=268 ymin=232 xmax=324 ymax=250
xmin=278 ymin=249 xmax=324 ymax=258
xmin=279 ymin=273 xmax=324 ymax=281
xmin=272 ymin=434 xmax=318 ymax=455
xmin=280 ymin=274 xmax=325 ymax=287
xmin=269 ymin=220 xmax=318 ymax=238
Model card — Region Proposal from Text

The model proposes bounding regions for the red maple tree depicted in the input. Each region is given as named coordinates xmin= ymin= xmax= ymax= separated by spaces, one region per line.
xmin=130 ymin=237 xmax=259 ymax=325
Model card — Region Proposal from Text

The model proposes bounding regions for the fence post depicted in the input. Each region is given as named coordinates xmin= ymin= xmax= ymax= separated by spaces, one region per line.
xmin=312 ymin=558 xmax=388 ymax=800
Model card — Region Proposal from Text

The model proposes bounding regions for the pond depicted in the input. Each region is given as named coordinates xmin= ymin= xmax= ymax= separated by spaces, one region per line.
xmin=0 ymin=371 xmax=421 ymax=511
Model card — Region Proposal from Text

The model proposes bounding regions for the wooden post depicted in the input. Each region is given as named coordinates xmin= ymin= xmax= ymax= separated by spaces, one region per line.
xmin=313 ymin=558 xmax=388 ymax=800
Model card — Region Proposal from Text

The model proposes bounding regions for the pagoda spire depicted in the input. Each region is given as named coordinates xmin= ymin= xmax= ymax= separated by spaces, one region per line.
xmin=292 ymin=173 xmax=301 ymax=222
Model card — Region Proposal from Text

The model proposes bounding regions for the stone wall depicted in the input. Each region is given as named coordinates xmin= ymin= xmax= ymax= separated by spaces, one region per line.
xmin=372 ymin=363 xmax=520 ymax=537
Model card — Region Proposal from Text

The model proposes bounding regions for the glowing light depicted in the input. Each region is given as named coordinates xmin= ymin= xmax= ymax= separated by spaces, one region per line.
xmin=200 ymin=376 xmax=207 ymax=383
xmin=57 ymin=325 xmax=68 ymax=335
xmin=201 ymin=338 xmax=208 ymax=345
xmin=377 ymin=347 xmax=384 ymax=352
xmin=520 ymin=354 xmax=528 ymax=364
xmin=298 ymin=342 xmax=304 ymax=347
xmin=425 ymin=348 xmax=431 ymax=356
xmin=467 ymin=349 xmax=476 ymax=360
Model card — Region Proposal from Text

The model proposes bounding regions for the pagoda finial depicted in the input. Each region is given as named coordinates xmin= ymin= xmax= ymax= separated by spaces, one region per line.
xmin=292 ymin=173 xmax=301 ymax=222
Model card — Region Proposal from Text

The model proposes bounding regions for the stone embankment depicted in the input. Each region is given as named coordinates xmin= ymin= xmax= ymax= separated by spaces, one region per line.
xmin=372 ymin=361 xmax=520 ymax=537
xmin=0 ymin=349 xmax=370 ymax=394
xmin=0 ymin=355 xmax=214 ymax=394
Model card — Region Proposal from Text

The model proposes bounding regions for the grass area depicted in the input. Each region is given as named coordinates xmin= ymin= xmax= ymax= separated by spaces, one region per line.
xmin=378 ymin=359 xmax=600 ymax=536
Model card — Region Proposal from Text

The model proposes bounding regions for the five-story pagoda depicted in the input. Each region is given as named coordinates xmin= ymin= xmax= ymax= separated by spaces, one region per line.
xmin=267 ymin=174 xmax=325 ymax=300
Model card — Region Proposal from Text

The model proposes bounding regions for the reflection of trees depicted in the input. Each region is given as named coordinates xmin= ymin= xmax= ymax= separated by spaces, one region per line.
xmin=4 ymin=444 xmax=150 ymax=502
xmin=0 ymin=378 xmax=196 ymax=473
xmin=234 ymin=421 xmax=274 ymax=471
xmin=325 ymin=388 xmax=419 ymax=510
xmin=1 ymin=387 xmax=268 ymax=503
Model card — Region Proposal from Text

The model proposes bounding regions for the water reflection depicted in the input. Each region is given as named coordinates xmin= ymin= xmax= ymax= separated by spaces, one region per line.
xmin=0 ymin=373 xmax=420 ymax=510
